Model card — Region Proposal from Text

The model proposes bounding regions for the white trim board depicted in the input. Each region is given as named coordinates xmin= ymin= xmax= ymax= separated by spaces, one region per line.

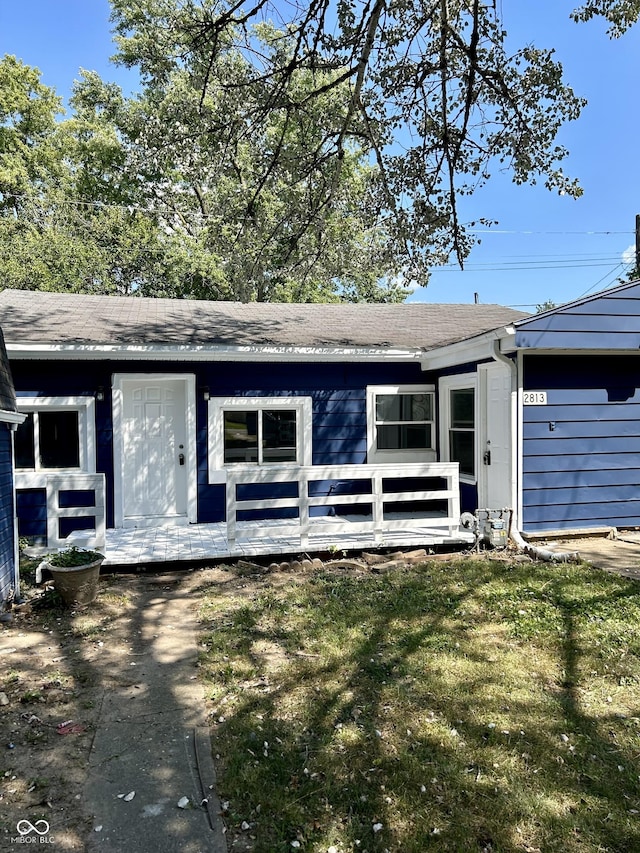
xmin=421 ymin=326 xmax=517 ymax=370
xmin=11 ymin=431 xmax=21 ymax=599
xmin=7 ymin=343 xmax=425 ymax=363
xmin=516 ymin=349 xmax=525 ymax=530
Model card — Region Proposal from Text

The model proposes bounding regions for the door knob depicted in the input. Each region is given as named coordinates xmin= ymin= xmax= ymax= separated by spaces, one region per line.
xmin=179 ymin=453 xmax=185 ymax=465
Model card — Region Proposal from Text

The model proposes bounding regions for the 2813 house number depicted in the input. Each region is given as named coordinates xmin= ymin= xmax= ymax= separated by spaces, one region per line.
xmin=523 ymin=391 xmax=547 ymax=405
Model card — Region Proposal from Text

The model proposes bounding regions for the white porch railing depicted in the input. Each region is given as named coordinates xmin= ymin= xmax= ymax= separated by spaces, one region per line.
xmin=226 ymin=463 xmax=461 ymax=547
xmin=15 ymin=472 xmax=106 ymax=551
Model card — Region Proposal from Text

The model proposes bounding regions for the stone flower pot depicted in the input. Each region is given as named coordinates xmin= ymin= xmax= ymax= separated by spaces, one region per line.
xmin=44 ymin=548 xmax=104 ymax=607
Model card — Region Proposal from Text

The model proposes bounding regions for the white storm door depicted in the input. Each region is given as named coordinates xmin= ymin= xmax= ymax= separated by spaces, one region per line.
xmin=121 ymin=379 xmax=188 ymax=522
xmin=478 ymin=362 xmax=512 ymax=510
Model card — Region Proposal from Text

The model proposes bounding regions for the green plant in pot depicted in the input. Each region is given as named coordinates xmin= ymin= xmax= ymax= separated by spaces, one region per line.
xmin=45 ymin=547 xmax=104 ymax=607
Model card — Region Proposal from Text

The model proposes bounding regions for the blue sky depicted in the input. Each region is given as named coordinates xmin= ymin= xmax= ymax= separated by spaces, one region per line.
xmin=1 ymin=1 xmax=639 ymax=310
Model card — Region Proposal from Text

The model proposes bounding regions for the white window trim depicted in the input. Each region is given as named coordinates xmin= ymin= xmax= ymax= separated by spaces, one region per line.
xmin=439 ymin=373 xmax=478 ymax=485
xmin=366 ymin=384 xmax=436 ymax=464
xmin=14 ymin=396 xmax=96 ymax=478
xmin=208 ymin=396 xmax=312 ymax=484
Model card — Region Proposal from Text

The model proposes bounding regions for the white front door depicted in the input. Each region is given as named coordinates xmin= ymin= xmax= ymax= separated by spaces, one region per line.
xmin=121 ymin=378 xmax=189 ymax=525
xmin=478 ymin=362 xmax=513 ymax=510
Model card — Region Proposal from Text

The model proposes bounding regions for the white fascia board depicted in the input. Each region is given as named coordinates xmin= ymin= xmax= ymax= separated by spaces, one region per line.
xmin=420 ymin=326 xmax=517 ymax=371
xmin=6 ymin=342 xmax=425 ymax=364
xmin=503 ymin=346 xmax=640 ymax=356
xmin=0 ymin=409 xmax=26 ymax=424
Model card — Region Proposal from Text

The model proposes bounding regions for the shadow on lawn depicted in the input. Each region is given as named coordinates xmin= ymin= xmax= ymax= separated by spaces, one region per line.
xmin=1 ymin=568 xmax=213 ymax=851
xmin=0 ymin=575 xmax=106 ymax=846
xmin=199 ymin=560 xmax=640 ymax=853
xmin=551 ymin=578 xmax=640 ymax=840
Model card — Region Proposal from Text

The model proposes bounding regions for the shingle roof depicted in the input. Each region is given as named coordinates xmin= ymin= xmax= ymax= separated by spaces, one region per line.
xmin=0 ymin=289 xmax=528 ymax=351
xmin=0 ymin=327 xmax=17 ymax=412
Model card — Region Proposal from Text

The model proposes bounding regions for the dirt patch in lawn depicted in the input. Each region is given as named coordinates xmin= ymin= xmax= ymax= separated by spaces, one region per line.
xmin=0 ymin=630 xmax=97 ymax=848
xmin=0 ymin=562 xmax=261 ymax=849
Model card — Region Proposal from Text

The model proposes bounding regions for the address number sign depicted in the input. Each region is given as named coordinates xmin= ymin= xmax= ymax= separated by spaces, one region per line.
xmin=523 ymin=391 xmax=547 ymax=405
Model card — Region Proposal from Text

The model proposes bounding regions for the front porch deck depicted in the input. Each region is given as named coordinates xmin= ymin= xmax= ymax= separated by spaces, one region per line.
xmin=102 ymin=516 xmax=475 ymax=566
xmin=27 ymin=461 xmax=475 ymax=565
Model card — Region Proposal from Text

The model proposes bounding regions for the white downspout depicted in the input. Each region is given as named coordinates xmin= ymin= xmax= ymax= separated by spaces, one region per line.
xmin=491 ymin=340 xmax=578 ymax=563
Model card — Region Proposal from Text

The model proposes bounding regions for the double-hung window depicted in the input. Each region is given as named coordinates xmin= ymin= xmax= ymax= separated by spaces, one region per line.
xmin=208 ymin=396 xmax=312 ymax=482
xmin=367 ymin=385 xmax=436 ymax=463
xmin=14 ymin=397 xmax=96 ymax=474
xmin=439 ymin=375 xmax=476 ymax=481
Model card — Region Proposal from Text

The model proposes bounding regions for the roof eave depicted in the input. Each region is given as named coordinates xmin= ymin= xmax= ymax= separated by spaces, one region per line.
xmin=420 ymin=325 xmax=517 ymax=370
xmin=0 ymin=409 xmax=26 ymax=424
xmin=5 ymin=342 xmax=426 ymax=364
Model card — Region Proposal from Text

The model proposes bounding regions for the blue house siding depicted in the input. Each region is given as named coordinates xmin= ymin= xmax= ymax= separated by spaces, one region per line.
xmin=196 ymin=360 xmax=431 ymax=522
xmin=0 ymin=424 xmax=16 ymax=601
xmin=515 ymin=281 xmax=640 ymax=350
xmin=10 ymin=358 xmax=435 ymax=530
xmin=522 ymin=354 xmax=640 ymax=532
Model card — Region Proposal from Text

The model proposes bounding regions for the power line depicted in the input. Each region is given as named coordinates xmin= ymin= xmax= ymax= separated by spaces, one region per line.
xmin=4 ymin=194 xmax=635 ymax=277
xmin=577 ymin=262 xmax=632 ymax=299
xmin=504 ymin=262 xmax=633 ymax=310
xmin=467 ymin=229 xmax=633 ymax=236
xmin=5 ymin=194 xmax=636 ymax=238
xmin=435 ymin=260 xmax=628 ymax=272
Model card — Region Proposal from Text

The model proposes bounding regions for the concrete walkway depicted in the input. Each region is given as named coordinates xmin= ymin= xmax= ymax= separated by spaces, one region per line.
xmin=84 ymin=573 xmax=227 ymax=853
xmin=550 ymin=533 xmax=640 ymax=581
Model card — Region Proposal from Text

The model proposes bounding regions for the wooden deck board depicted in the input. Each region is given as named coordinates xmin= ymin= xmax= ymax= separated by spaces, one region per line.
xmin=103 ymin=518 xmax=474 ymax=566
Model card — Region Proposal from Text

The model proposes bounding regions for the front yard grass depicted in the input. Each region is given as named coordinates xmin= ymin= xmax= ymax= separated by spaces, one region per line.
xmin=197 ymin=557 xmax=640 ymax=853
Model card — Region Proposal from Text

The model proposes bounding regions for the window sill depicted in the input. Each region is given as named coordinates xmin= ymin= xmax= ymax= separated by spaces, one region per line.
xmin=14 ymin=470 xmax=95 ymax=490
xmin=15 ymin=468 xmax=86 ymax=476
